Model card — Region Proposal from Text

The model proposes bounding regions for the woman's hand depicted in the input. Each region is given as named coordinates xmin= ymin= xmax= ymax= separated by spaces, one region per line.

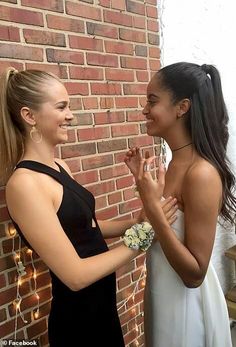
xmin=124 ymin=147 xmax=142 ymax=179
xmin=161 ymin=196 xmax=178 ymax=225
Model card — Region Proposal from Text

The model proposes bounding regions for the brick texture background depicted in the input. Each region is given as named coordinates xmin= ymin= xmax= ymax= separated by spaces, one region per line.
xmin=0 ymin=0 xmax=160 ymax=345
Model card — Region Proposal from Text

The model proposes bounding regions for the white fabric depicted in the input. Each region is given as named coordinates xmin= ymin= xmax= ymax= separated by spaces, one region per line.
xmin=144 ymin=208 xmax=232 ymax=347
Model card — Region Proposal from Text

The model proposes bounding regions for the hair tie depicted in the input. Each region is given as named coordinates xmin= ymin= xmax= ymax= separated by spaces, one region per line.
xmin=9 ymin=68 xmax=18 ymax=78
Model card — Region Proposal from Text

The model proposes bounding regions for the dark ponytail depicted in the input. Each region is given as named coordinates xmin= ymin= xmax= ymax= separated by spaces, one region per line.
xmin=157 ymin=62 xmax=236 ymax=224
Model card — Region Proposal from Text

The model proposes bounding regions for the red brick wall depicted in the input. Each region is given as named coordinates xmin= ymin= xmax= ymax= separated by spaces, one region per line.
xmin=0 ymin=0 xmax=160 ymax=345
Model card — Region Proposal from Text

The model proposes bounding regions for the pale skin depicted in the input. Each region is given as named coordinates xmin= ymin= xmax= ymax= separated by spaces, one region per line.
xmin=6 ymin=79 xmax=176 ymax=292
xmin=124 ymin=75 xmax=222 ymax=288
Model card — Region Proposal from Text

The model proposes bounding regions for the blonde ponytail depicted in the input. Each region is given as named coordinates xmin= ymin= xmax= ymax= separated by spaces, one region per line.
xmin=0 ymin=68 xmax=24 ymax=184
xmin=0 ymin=67 xmax=60 ymax=184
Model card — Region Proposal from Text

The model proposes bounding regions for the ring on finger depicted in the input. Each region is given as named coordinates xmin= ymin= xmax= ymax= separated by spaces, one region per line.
xmin=143 ymin=163 xmax=151 ymax=172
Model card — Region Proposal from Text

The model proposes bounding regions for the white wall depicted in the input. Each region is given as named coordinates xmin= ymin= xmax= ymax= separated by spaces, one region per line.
xmin=158 ymin=0 xmax=236 ymax=292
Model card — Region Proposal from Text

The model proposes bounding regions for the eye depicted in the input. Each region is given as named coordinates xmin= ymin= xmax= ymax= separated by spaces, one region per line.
xmin=147 ymin=100 xmax=156 ymax=106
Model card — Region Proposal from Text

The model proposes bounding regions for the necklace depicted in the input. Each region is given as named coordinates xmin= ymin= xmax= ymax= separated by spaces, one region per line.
xmin=172 ymin=142 xmax=192 ymax=152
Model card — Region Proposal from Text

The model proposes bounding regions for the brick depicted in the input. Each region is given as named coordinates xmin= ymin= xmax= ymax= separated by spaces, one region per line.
xmin=147 ymin=5 xmax=158 ymax=18
xmin=47 ymin=14 xmax=85 ymax=33
xmin=21 ymin=0 xmax=64 ymax=12
xmin=121 ymin=57 xmax=147 ymax=70
xmin=115 ymin=97 xmax=139 ymax=109
xmin=91 ymin=83 xmax=121 ymax=95
xmin=64 ymin=82 xmax=89 ymax=96
xmin=61 ymin=143 xmax=96 ymax=158
xmin=69 ymin=97 xmax=82 ymax=111
xmin=123 ymin=83 xmax=147 ymax=95
xmin=66 ymin=1 xmax=102 ymax=21
xmin=0 ymin=188 xmax=6 ymax=204
xmin=119 ymin=198 xmax=142 ymax=213
xmin=116 ymin=176 xmax=134 ymax=190
xmin=123 ymin=187 xmax=136 ymax=201
xmin=126 ymin=110 xmax=145 ymax=122
xmin=87 ymin=52 xmax=118 ymax=67
xmin=146 ymin=0 xmax=157 ymax=4
xmin=149 ymin=46 xmax=160 ymax=58
xmin=96 ymin=206 xmax=118 ymax=220
xmin=105 ymin=69 xmax=134 ymax=82
xmin=126 ymin=0 xmax=145 ymax=15
xmin=95 ymin=196 xmax=107 ymax=210
xmin=72 ymin=113 xmax=92 ymax=125
xmin=98 ymin=0 xmax=110 ymax=7
xmin=74 ymin=170 xmax=99 ymax=185
xmin=78 ymin=127 xmax=110 ymax=141
xmin=100 ymin=164 xmax=129 ymax=180
xmin=136 ymin=70 xmax=149 ymax=82
xmin=0 ymin=25 xmax=20 ymax=42
xmin=135 ymin=45 xmax=147 ymax=57
xmin=119 ymin=28 xmax=146 ymax=43
xmin=88 ymin=180 xmax=115 ymax=197
xmin=104 ymin=10 xmax=132 ymax=27
xmin=111 ymin=0 xmax=126 ymax=10
xmin=100 ymin=97 xmax=114 ymax=109
xmin=82 ymin=97 xmax=99 ymax=110
xmin=0 ymin=61 xmax=23 ymax=74
xmin=111 ymin=124 xmax=139 ymax=137
xmin=1 ymin=0 xmax=17 ymax=3
xmin=69 ymin=35 xmax=103 ymax=51
xmin=133 ymin=16 xmax=146 ymax=29
xmin=128 ymin=135 xmax=153 ymax=148
xmin=0 ymin=308 xmax=7 ymax=323
xmin=80 ymin=0 xmax=94 ymax=2
xmin=149 ymin=59 xmax=161 ymax=71
xmin=25 ymin=63 xmax=67 ymax=79
xmin=27 ymin=319 xmax=47 ymax=340
xmin=97 ymin=139 xmax=127 ymax=153
xmin=0 ymin=206 xmax=9 ymax=222
xmin=0 ymin=5 xmax=43 ymax=26
xmin=87 ymin=22 xmax=118 ymax=39
xmin=23 ymin=29 xmax=65 ymax=46
xmin=82 ymin=154 xmax=113 ymax=170
xmin=69 ymin=66 xmax=103 ymax=80
xmin=0 ymin=43 xmax=43 ymax=61
xmin=94 ymin=111 xmax=125 ymax=124
xmin=108 ymin=191 xmax=122 ymax=205
xmin=148 ymin=32 xmax=159 ymax=45
xmin=105 ymin=41 xmax=133 ymax=55
xmin=147 ymin=19 xmax=159 ymax=32
xmin=46 ymin=48 xmax=84 ymax=65
xmin=67 ymin=129 xmax=76 ymax=143
xmin=65 ymin=159 xmax=81 ymax=173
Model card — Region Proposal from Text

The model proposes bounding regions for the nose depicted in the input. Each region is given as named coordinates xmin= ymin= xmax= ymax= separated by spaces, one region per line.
xmin=66 ymin=107 xmax=74 ymax=120
xmin=142 ymin=103 xmax=149 ymax=116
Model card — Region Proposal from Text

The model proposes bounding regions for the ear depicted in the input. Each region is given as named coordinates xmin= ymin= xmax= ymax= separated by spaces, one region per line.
xmin=177 ymin=98 xmax=191 ymax=118
xmin=20 ymin=107 xmax=36 ymax=126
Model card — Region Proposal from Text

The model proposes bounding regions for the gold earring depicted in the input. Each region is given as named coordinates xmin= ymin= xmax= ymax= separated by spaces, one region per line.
xmin=30 ymin=125 xmax=42 ymax=143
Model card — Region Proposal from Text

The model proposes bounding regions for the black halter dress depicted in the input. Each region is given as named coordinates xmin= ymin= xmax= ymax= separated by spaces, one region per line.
xmin=12 ymin=160 xmax=125 ymax=347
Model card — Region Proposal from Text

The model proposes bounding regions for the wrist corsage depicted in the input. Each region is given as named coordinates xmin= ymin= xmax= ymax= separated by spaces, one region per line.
xmin=123 ymin=222 xmax=154 ymax=251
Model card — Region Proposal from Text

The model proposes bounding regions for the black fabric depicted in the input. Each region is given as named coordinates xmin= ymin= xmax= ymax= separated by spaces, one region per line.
xmin=13 ymin=160 xmax=125 ymax=347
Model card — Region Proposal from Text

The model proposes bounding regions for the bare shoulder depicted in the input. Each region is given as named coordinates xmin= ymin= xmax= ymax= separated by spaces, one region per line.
xmin=183 ymin=158 xmax=222 ymax=211
xmin=185 ymin=159 xmax=222 ymax=188
xmin=54 ymin=158 xmax=74 ymax=178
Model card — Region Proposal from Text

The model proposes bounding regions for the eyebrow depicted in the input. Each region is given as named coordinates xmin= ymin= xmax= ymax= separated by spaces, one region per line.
xmin=55 ymin=101 xmax=70 ymax=106
xmin=147 ymin=93 xmax=159 ymax=99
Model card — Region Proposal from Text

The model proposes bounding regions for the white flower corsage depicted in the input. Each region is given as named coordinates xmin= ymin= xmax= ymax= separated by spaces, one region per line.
xmin=123 ymin=222 xmax=154 ymax=251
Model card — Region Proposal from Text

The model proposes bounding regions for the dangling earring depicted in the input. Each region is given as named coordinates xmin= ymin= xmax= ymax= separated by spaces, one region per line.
xmin=30 ymin=125 xmax=42 ymax=144
xmin=160 ymin=138 xmax=166 ymax=167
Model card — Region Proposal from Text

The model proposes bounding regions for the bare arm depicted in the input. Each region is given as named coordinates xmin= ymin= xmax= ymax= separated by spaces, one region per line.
xmin=6 ymin=174 xmax=138 ymax=292
xmin=138 ymin=162 xmax=222 ymax=288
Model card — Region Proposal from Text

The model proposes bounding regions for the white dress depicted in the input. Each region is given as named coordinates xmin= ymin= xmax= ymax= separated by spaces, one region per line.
xmin=144 ymin=208 xmax=232 ymax=347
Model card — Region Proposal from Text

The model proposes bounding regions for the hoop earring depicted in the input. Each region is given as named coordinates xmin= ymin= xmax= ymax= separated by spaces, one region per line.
xmin=30 ymin=125 xmax=42 ymax=144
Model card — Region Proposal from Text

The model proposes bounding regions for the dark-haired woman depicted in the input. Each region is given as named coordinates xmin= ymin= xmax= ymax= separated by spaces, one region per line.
xmin=125 ymin=62 xmax=235 ymax=347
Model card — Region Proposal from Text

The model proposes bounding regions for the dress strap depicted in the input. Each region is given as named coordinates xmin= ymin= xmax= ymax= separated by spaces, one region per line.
xmin=16 ymin=160 xmax=95 ymax=216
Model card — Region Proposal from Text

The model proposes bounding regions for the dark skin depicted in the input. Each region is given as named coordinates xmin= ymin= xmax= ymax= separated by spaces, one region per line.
xmin=124 ymin=75 xmax=222 ymax=288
